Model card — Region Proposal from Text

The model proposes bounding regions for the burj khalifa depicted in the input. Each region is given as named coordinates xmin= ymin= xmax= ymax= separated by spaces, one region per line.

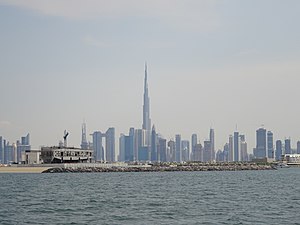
xmin=142 ymin=63 xmax=151 ymax=145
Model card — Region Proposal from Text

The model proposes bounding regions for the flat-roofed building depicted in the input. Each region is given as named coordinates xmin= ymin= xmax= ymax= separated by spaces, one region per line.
xmin=284 ymin=154 xmax=300 ymax=165
xmin=24 ymin=149 xmax=41 ymax=164
xmin=41 ymin=147 xmax=93 ymax=164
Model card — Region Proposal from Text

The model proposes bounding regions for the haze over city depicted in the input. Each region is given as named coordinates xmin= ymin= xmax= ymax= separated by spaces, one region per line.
xmin=1 ymin=0 xmax=300 ymax=152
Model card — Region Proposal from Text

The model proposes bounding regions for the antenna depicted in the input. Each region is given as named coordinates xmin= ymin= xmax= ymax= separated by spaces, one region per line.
xmin=63 ymin=130 xmax=69 ymax=147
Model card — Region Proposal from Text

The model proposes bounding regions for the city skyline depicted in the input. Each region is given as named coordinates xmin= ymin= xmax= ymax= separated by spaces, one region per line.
xmin=1 ymin=59 xmax=299 ymax=153
xmin=1 ymin=1 xmax=300 ymax=150
xmin=1 ymin=2 xmax=299 ymax=225
xmin=1 ymin=62 xmax=300 ymax=163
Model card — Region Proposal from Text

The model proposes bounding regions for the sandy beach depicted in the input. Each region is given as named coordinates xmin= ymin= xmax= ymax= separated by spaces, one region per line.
xmin=0 ymin=166 xmax=51 ymax=173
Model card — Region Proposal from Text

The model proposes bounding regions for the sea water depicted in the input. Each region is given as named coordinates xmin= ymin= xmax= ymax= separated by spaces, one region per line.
xmin=0 ymin=168 xmax=299 ymax=224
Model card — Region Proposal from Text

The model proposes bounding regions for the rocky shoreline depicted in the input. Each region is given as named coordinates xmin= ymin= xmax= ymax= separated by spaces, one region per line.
xmin=42 ymin=163 xmax=276 ymax=173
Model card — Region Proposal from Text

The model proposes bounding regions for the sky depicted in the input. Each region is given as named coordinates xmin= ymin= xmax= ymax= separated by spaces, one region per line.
xmin=0 ymin=0 xmax=300 ymax=153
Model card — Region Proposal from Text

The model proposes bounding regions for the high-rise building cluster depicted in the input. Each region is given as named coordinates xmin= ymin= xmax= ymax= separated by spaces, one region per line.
xmin=0 ymin=134 xmax=31 ymax=164
xmin=251 ymin=127 xmax=300 ymax=161
xmin=78 ymin=64 xmax=300 ymax=163
xmin=90 ymin=128 xmax=115 ymax=162
xmin=218 ymin=131 xmax=249 ymax=162
xmin=2 ymin=64 xmax=300 ymax=164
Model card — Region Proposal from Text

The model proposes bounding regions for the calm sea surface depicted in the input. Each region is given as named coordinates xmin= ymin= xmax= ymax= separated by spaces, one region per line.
xmin=0 ymin=168 xmax=300 ymax=225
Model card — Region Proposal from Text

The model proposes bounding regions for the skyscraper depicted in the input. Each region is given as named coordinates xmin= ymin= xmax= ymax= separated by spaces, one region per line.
xmin=234 ymin=131 xmax=239 ymax=162
xmin=158 ymin=137 xmax=167 ymax=162
xmin=12 ymin=143 xmax=17 ymax=163
xmin=255 ymin=127 xmax=267 ymax=158
xmin=193 ymin=144 xmax=203 ymax=162
xmin=181 ymin=140 xmax=190 ymax=162
xmin=125 ymin=135 xmax=133 ymax=161
xmin=228 ymin=135 xmax=233 ymax=162
xmin=134 ymin=129 xmax=143 ymax=161
xmin=119 ymin=128 xmax=135 ymax=162
xmin=203 ymin=140 xmax=212 ymax=162
xmin=3 ymin=140 xmax=7 ymax=164
xmin=105 ymin=128 xmax=115 ymax=162
xmin=135 ymin=129 xmax=149 ymax=161
xmin=239 ymin=134 xmax=245 ymax=142
xmin=297 ymin=141 xmax=300 ymax=154
xmin=0 ymin=136 xmax=3 ymax=163
xmin=191 ymin=134 xmax=198 ymax=161
xmin=21 ymin=133 xmax=30 ymax=145
xmin=209 ymin=128 xmax=215 ymax=161
xmin=151 ymin=125 xmax=157 ymax=162
xmin=17 ymin=134 xmax=31 ymax=163
xmin=223 ymin=143 xmax=229 ymax=162
xmin=216 ymin=150 xmax=224 ymax=162
xmin=125 ymin=135 xmax=132 ymax=161
xmin=91 ymin=128 xmax=115 ymax=162
xmin=175 ymin=134 xmax=182 ymax=162
xmin=275 ymin=140 xmax=282 ymax=161
xmin=119 ymin=134 xmax=126 ymax=161
xmin=240 ymin=135 xmax=248 ymax=162
xmin=133 ymin=128 xmax=138 ymax=161
xmin=267 ymin=131 xmax=274 ymax=159
xmin=167 ymin=140 xmax=176 ymax=162
xmin=92 ymin=131 xmax=103 ymax=162
xmin=285 ymin=138 xmax=291 ymax=154
xmin=5 ymin=142 xmax=16 ymax=163
xmin=81 ymin=122 xmax=89 ymax=150
xmin=142 ymin=63 xmax=151 ymax=146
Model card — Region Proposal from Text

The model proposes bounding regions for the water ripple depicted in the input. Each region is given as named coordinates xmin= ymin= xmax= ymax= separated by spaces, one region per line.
xmin=0 ymin=169 xmax=300 ymax=224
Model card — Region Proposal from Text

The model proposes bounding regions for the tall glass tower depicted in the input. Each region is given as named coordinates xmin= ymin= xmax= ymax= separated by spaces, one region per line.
xmin=210 ymin=128 xmax=215 ymax=160
xmin=234 ymin=131 xmax=239 ymax=162
xmin=81 ymin=122 xmax=89 ymax=150
xmin=142 ymin=63 xmax=151 ymax=132
xmin=267 ymin=131 xmax=274 ymax=159
xmin=256 ymin=127 xmax=267 ymax=158
xmin=142 ymin=63 xmax=151 ymax=147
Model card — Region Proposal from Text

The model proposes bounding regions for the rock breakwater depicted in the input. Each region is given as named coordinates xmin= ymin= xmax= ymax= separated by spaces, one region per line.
xmin=42 ymin=163 xmax=276 ymax=173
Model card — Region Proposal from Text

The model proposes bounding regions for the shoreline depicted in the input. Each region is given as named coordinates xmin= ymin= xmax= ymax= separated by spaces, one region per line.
xmin=0 ymin=166 xmax=51 ymax=173
xmin=42 ymin=163 xmax=276 ymax=173
xmin=0 ymin=162 xmax=280 ymax=174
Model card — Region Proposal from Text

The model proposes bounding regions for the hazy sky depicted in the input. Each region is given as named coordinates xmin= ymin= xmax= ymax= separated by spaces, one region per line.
xmin=0 ymin=0 xmax=300 ymax=152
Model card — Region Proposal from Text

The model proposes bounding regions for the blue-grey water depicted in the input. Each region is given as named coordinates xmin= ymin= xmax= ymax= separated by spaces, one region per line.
xmin=0 ymin=168 xmax=300 ymax=225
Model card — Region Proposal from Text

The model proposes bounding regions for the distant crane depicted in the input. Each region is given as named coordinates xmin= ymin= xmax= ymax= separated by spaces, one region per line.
xmin=63 ymin=130 xmax=69 ymax=147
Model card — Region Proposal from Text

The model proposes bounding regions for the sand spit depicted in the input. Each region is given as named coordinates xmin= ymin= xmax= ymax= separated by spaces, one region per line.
xmin=0 ymin=166 xmax=51 ymax=173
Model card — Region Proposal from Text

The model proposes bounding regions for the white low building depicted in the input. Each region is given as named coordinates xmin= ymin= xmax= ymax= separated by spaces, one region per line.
xmin=284 ymin=154 xmax=300 ymax=165
xmin=23 ymin=150 xmax=41 ymax=164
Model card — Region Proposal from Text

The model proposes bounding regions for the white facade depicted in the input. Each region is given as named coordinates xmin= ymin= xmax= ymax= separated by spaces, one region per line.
xmin=24 ymin=150 xmax=41 ymax=164
xmin=284 ymin=154 xmax=300 ymax=164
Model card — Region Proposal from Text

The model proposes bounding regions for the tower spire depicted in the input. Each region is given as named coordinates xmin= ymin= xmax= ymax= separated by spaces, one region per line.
xmin=144 ymin=61 xmax=148 ymax=90
xmin=142 ymin=62 xmax=151 ymax=132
